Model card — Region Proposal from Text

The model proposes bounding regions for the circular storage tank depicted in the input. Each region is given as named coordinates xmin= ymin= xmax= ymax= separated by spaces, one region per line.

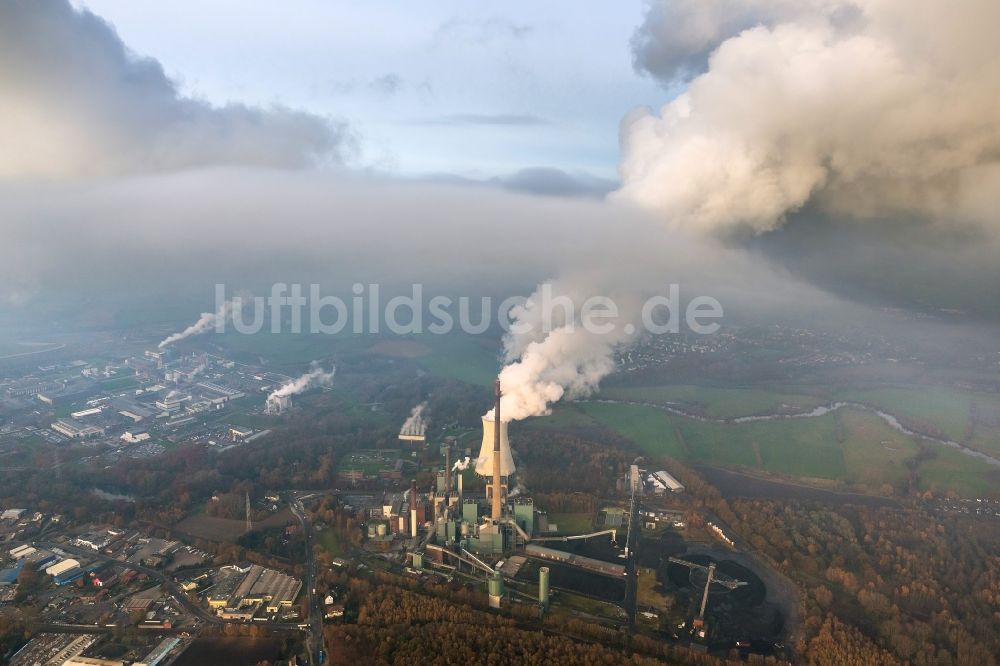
xmin=488 ymin=572 xmax=504 ymax=597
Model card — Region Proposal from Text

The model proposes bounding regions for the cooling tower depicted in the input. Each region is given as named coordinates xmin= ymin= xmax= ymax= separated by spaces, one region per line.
xmin=475 ymin=416 xmax=515 ymax=477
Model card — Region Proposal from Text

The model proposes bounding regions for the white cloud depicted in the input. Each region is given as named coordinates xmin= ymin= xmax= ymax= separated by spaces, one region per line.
xmin=0 ymin=0 xmax=351 ymax=178
xmin=619 ymin=0 xmax=1000 ymax=234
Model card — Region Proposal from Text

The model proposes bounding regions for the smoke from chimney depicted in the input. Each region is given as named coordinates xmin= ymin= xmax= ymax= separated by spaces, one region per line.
xmin=268 ymin=362 xmax=336 ymax=400
xmin=452 ymin=456 xmax=472 ymax=471
xmin=485 ymin=281 xmax=645 ymax=422
xmin=399 ymin=402 xmax=428 ymax=437
xmin=158 ymin=298 xmax=242 ymax=348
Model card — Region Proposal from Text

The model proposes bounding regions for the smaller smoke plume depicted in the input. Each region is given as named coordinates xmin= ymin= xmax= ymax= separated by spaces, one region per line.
xmin=268 ymin=363 xmax=336 ymax=400
xmin=158 ymin=299 xmax=241 ymax=348
xmin=452 ymin=456 xmax=472 ymax=472
xmin=400 ymin=402 xmax=428 ymax=437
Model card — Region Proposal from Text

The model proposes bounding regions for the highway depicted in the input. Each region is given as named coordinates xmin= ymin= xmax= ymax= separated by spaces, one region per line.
xmin=289 ymin=493 xmax=324 ymax=664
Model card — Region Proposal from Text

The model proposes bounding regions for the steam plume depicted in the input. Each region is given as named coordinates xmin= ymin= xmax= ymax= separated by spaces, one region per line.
xmin=158 ymin=299 xmax=241 ymax=348
xmin=400 ymin=402 xmax=428 ymax=437
xmin=452 ymin=456 xmax=472 ymax=472
xmin=486 ymin=280 xmax=645 ymax=422
xmin=268 ymin=363 xmax=336 ymax=400
xmin=618 ymin=0 xmax=1000 ymax=234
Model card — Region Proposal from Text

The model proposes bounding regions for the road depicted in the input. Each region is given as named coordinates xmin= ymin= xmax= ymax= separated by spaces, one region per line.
xmin=623 ymin=490 xmax=640 ymax=629
xmin=289 ymin=493 xmax=324 ymax=664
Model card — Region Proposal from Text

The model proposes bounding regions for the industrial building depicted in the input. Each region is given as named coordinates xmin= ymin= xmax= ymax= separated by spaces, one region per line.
xmin=650 ymin=470 xmax=685 ymax=493
xmin=134 ymin=637 xmax=181 ymax=666
xmin=265 ymin=393 xmax=291 ymax=415
xmin=51 ymin=419 xmax=104 ymax=439
xmin=215 ymin=564 xmax=302 ymax=618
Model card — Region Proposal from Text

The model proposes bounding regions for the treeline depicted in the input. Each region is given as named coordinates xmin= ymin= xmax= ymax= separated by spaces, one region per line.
xmin=516 ymin=430 xmax=633 ymax=495
xmin=324 ymin=583 xmax=742 ymax=666
xmin=725 ymin=496 xmax=1000 ymax=664
xmin=534 ymin=491 xmax=599 ymax=514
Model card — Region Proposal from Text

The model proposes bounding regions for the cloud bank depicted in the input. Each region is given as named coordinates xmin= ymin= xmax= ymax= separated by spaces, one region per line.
xmin=619 ymin=0 xmax=1000 ymax=235
xmin=0 ymin=0 xmax=351 ymax=178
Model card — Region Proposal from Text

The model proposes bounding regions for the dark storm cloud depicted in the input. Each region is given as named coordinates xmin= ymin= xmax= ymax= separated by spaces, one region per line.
xmin=0 ymin=0 xmax=352 ymax=178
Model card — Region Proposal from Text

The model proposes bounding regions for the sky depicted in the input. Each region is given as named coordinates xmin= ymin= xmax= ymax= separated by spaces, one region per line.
xmin=3 ymin=0 xmax=1000 ymax=322
xmin=72 ymin=0 xmax=666 ymax=179
xmin=3 ymin=0 xmax=1000 ymax=419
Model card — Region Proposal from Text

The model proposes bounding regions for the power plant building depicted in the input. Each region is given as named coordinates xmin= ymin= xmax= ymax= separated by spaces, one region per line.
xmin=651 ymin=470 xmax=685 ymax=493
xmin=265 ymin=393 xmax=291 ymax=415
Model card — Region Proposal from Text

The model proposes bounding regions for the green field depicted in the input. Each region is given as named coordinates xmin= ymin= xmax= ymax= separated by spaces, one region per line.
xmin=600 ymin=385 xmax=824 ymax=419
xmin=917 ymin=447 xmax=1000 ymax=497
xmin=837 ymin=409 xmax=920 ymax=489
xmin=548 ymin=396 xmax=997 ymax=497
xmin=414 ymin=333 xmax=500 ymax=387
xmin=316 ymin=528 xmax=346 ymax=556
xmin=833 ymin=386 xmax=1000 ymax=445
xmin=546 ymin=512 xmax=594 ymax=534
xmin=574 ymin=402 xmax=686 ymax=457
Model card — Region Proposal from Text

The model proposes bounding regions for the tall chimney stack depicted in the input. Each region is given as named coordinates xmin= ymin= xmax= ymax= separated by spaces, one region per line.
xmin=445 ymin=446 xmax=451 ymax=496
xmin=491 ymin=378 xmax=503 ymax=521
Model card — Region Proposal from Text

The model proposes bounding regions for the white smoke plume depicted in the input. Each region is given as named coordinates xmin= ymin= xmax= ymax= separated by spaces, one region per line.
xmin=452 ymin=456 xmax=472 ymax=472
xmin=618 ymin=0 xmax=1000 ymax=234
xmin=268 ymin=363 xmax=336 ymax=400
xmin=158 ymin=299 xmax=241 ymax=348
xmin=400 ymin=402 xmax=428 ymax=436
xmin=486 ymin=279 xmax=649 ymax=422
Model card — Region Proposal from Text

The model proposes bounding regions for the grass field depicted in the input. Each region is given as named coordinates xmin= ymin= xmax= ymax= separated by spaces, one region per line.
xmin=546 ymin=512 xmax=594 ymax=534
xmin=832 ymin=385 xmax=1000 ymax=460
xmin=600 ymin=385 xmax=824 ymax=419
xmin=316 ymin=528 xmax=346 ymax=556
xmin=917 ymin=447 xmax=1000 ymax=497
xmin=414 ymin=333 xmax=500 ymax=386
xmin=636 ymin=566 xmax=672 ymax=611
xmin=576 ymin=402 xmax=687 ymax=458
xmin=174 ymin=507 xmax=294 ymax=542
xmin=837 ymin=408 xmax=920 ymax=489
xmin=554 ymin=396 xmax=997 ymax=497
